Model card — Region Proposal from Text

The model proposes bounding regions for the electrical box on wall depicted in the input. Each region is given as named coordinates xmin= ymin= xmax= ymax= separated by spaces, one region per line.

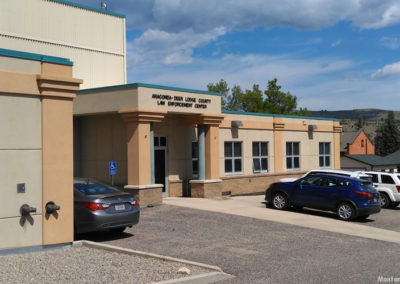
xmin=17 ymin=183 xmax=25 ymax=193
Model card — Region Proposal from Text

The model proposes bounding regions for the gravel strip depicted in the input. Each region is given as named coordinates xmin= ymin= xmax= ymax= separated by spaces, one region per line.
xmin=0 ymin=246 xmax=214 ymax=284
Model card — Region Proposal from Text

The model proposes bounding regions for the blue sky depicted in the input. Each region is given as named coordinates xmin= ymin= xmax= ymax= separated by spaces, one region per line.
xmin=80 ymin=0 xmax=400 ymax=111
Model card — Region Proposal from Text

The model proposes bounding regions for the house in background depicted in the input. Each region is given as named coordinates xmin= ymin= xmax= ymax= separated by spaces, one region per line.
xmin=340 ymin=129 xmax=375 ymax=155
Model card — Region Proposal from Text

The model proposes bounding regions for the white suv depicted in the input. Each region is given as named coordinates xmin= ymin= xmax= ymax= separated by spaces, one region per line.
xmin=360 ymin=171 xmax=400 ymax=208
xmin=280 ymin=169 xmax=373 ymax=183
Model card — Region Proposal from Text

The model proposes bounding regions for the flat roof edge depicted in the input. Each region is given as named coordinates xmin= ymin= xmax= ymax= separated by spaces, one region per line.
xmin=222 ymin=110 xmax=341 ymax=121
xmin=0 ymin=48 xmax=73 ymax=66
xmin=50 ymin=0 xmax=126 ymax=18
xmin=78 ymin=83 xmax=222 ymax=96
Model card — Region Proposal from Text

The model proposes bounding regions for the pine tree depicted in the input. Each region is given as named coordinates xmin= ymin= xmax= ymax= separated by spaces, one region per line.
xmin=374 ymin=111 xmax=400 ymax=155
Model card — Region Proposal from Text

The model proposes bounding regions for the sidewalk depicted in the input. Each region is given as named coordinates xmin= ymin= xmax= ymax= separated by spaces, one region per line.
xmin=164 ymin=195 xmax=400 ymax=245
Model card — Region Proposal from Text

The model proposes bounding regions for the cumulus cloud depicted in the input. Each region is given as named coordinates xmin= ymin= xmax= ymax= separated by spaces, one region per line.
xmin=331 ymin=40 xmax=342 ymax=47
xmin=83 ymin=0 xmax=400 ymax=31
xmin=371 ymin=61 xmax=400 ymax=80
xmin=127 ymin=27 xmax=226 ymax=66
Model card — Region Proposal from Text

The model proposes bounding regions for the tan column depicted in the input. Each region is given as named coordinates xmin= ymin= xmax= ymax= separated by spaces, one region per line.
xmin=273 ymin=117 xmax=285 ymax=173
xmin=39 ymin=63 xmax=82 ymax=246
xmin=119 ymin=110 xmax=166 ymax=186
xmin=333 ymin=121 xmax=342 ymax=170
xmin=205 ymin=125 xmax=220 ymax=180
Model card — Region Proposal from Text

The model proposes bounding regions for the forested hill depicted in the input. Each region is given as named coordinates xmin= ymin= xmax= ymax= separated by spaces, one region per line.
xmin=311 ymin=109 xmax=400 ymax=121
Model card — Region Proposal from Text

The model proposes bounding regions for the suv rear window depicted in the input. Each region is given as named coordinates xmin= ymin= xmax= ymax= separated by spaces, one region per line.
xmin=74 ymin=182 xmax=120 ymax=195
xmin=381 ymin=175 xmax=395 ymax=184
xmin=359 ymin=182 xmax=376 ymax=193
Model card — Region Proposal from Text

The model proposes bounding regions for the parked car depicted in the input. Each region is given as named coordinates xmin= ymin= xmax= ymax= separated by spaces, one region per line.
xmin=74 ymin=178 xmax=140 ymax=234
xmin=280 ymin=169 xmax=373 ymax=183
xmin=266 ymin=174 xmax=381 ymax=221
xmin=359 ymin=171 xmax=400 ymax=208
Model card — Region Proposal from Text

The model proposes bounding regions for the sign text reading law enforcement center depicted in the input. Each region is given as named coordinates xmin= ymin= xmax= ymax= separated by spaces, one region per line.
xmin=152 ymin=93 xmax=212 ymax=109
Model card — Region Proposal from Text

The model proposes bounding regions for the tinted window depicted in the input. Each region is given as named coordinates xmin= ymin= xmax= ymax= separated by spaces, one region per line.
xmin=300 ymin=176 xmax=323 ymax=186
xmin=359 ymin=182 xmax=376 ymax=193
xmin=381 ymin=175 xmax=395 ymax=184
xmin=359 ymin=176 xmax=372 ymax=182
xmin=370 ymin=174 xmax=379 ymax=183
xmin=74 ymin=182 xmax=120 ymax=195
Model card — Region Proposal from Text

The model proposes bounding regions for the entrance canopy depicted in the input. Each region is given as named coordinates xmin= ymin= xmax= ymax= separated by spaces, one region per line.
xmin=74 ymin=83 xmax=222 ymax=116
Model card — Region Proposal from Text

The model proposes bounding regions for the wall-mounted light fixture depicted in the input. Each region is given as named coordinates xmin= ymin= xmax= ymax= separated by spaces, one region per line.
xmin=308 ymin=125 xmax=318 ymax=131
xmin=231 ymin=121 xmax=243 ymax=127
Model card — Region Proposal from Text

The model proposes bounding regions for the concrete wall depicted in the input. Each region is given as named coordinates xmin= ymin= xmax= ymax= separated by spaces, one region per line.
xmin=0 ymin=94 xmax=43 ymax=249
xmin=0 ymin=0 xmax=126 ymax=88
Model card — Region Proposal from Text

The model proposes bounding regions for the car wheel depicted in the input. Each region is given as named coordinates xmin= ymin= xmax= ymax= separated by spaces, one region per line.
xmin=379 ymin=193 xmax=390 ymax=208
xmin=109 ymin=227 xmax=126 ymax=234
xmin=389 ymin=202 xmax=400 ymax=208
xmin=336 ymin=202 xmax=355 ymax=221
xmin=272 ymin=192 xmax=289 ymax=210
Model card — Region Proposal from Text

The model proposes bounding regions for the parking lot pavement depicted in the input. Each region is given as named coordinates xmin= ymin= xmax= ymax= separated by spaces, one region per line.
xmin=83 ymin=204 xmax=400 ymax=284
xmin=164 ymin=196 xmax=400 ymax=244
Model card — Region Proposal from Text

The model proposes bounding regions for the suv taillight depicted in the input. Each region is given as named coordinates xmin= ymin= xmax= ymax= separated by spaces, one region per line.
xmin=355 ymin=190 xmax=372 ymax=198
xmin=396 ymin=186 xmax=400 ymax=193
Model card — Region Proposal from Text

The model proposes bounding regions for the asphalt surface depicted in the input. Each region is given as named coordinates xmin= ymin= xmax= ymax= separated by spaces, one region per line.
xmin=81 ymin=204 xmax=400 ymax=284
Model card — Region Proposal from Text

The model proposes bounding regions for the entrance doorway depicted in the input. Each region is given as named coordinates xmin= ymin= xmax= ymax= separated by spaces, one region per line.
xmin=154 ymin=136 xmax=168 ymax=197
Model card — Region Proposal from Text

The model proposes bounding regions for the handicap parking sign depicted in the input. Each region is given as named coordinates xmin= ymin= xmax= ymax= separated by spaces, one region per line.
xmin=109 ymin=161 xmax=117 ymax=176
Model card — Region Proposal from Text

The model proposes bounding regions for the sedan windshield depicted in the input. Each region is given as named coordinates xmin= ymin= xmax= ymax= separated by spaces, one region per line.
xmin=74 ymin=182 xmax=120 ymax=196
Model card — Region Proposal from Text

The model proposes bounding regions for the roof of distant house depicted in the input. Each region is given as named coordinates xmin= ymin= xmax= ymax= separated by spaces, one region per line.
xmin=340 ymin=129 xmax=374 ymax=152
xmin=344 ymin=154 xmax=398 ymax=166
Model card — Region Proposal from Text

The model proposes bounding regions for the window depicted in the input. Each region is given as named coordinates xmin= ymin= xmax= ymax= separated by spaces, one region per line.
xmin=319 ymin=142 xmax=331 ymax=168
xmin=361 ymin=139 xmax=364 ymax=147
xmin=192 ymin=142 xmax=198 ymax=177
xmin=253 ymin=142 xmax=268 ymax=173
xmin=286 ymin=142 xmax=300 ymax=170
xmin=224 ymin=142 xmax=242 ymax=174
xmin=370 ymin=174 xmax=379 ymax=183
xmin=381 ymin=174 xmax=395 ymax=184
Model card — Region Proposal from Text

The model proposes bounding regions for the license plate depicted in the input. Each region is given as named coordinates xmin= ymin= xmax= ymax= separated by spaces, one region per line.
xmin=115 ymin=204 xmax=125 ymax=211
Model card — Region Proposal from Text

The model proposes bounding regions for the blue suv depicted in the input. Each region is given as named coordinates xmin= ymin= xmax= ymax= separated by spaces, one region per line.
xmin=265 ymin=174 xmax=381 ymax=221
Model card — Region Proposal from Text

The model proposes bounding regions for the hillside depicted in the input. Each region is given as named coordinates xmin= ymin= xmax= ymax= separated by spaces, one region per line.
xmin=310 ymin=109 xmax=400 ymax=140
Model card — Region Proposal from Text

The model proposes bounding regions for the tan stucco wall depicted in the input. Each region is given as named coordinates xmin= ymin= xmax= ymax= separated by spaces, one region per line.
xmin=0 ymin=0 xmax=126 ymax=88
xmin=219 ymin=128 xmax=275 ymax=177
xmin=281 ymin=131 xmax=334 ymax=172
xmin=0 ymin=95 xmax=42 ymax=249
xmin=76 ymin=114 xmax=127 ymax=186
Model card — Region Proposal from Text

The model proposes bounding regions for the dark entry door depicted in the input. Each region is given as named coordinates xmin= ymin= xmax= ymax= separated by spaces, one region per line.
xmin=155 ymin=149 xmax=166 ymax=193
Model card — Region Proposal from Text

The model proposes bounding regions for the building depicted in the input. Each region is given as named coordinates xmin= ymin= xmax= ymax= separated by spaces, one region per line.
xmin=0 ymin=0 xmax=342 ymax=250
xmin=341 ymin=154 xmax=397 ymax=172
xmin=0 ymin=48 xmax=82 ymax=250
xmin=340 ymin=129 xmax=375 ymax=155
xmin=0 ymin=0 xmax=126 ymax=89
xmin=74 ymin=84 xmax=342 ymax=205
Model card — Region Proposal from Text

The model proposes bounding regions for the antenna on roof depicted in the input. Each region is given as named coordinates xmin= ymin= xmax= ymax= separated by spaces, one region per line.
xmin=101 ymin=1 xmax=107 ymax=10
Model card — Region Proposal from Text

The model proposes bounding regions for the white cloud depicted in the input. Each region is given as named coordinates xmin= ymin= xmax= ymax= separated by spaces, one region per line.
xmin=82 ymin=0 xmax=400 ymax=31
xmin=331 ymin=40 xmax=342 ymax=47
xmin=127 ymin=27 xmax=226 ymax=67
xmin=380 ymin=36 xmax=400 ymax=49
xmin=371 ymin=62 xmax=400 ymax=80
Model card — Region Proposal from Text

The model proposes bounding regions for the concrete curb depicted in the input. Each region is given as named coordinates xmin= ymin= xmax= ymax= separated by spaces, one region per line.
xmin=73 ymin=241 xmax=234 ymax=284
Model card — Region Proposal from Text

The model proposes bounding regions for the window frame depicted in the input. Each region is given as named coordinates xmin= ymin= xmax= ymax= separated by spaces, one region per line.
xmin=224 ymin=141 xmax=243 ymax=175
xmin=319 ymin=142 xmax=331 ymax=169
xmin=286 ymin=142 xmax=300 ymax=171
xmin=191 ymin=141 xmax=199 ymax=178
xmin=252 ymin=141 xmax=269 ymax=173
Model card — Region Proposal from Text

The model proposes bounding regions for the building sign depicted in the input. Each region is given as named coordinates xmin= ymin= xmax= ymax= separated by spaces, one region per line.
xmin=152 ymin=94 xmax=212 ymax=109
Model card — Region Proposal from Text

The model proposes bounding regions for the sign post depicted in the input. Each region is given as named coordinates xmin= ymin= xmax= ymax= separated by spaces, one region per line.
xmin=109 ymin=161 xmax=117 ymax=185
